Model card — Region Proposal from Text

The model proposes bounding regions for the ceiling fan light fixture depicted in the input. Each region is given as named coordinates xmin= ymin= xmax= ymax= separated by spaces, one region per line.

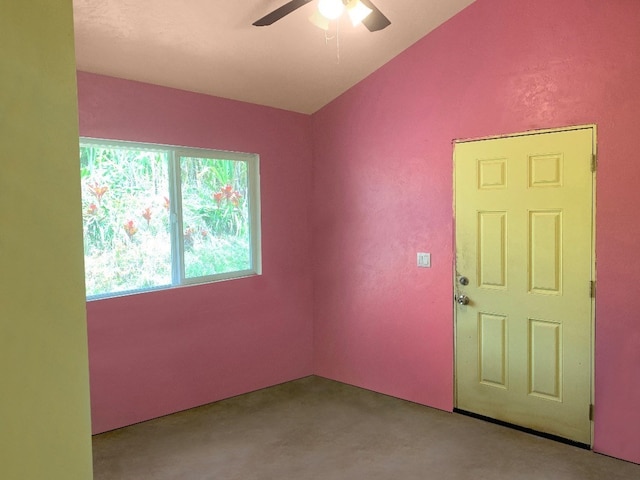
xmin=318 ymin=0 xmax=344 ymax=20
xmin=309 ymin=10 xmax=330 ymax=30
xmin=346 ymin=0 xmax=373 ymax=26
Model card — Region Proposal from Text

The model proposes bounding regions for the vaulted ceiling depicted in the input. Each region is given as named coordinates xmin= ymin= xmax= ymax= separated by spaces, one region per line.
xmin=73 ymin=1 xmax=475 ymax=114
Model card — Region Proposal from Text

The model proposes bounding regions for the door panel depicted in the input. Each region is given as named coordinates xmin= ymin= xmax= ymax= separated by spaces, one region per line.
xmin=454 ymin=128 xmax=593 ymax=444
xmin=529 ymin=210 xmax=562 ymax=294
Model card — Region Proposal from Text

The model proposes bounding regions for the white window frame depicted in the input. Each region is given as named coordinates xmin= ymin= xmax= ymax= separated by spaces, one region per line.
xmin=80 ymin=138 xmax=262 ymax=300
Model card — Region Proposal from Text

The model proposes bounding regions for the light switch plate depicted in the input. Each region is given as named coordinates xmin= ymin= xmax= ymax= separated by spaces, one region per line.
xmin=417 ymin=252 xmax=431 ymax=268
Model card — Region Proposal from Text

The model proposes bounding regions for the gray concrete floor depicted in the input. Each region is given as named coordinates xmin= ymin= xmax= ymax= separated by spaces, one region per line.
xmin=93 ymin=376 xmax=639 ymax=479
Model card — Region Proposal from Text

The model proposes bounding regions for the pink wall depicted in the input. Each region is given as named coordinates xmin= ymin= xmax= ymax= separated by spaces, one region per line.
xmin=311 ymin=0 xmax=640 ymax=464
xmin=77 ymin=72 xmax=314 ymax=434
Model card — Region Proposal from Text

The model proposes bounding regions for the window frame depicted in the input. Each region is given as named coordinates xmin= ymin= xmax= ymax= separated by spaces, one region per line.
xmin=80 ymin=137 xmax=262 ymax=300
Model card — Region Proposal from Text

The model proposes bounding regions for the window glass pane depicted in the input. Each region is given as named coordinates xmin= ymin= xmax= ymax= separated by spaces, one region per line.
xmin=180 ymin=156 xmax=251 ymax=278
xmin=80 ymin=145 xmax=171 ymax=296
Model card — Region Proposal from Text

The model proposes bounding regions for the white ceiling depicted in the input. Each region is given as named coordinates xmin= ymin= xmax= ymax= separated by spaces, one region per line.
xmin=73 ymin=0 xmax=475 ymax=114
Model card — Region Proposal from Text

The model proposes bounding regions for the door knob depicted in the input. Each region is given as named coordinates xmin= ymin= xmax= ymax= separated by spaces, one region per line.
xmin=456 ymin=294 xmax=470 ymax=305
xmin=459 ymin=276 xmax=469 ymax=286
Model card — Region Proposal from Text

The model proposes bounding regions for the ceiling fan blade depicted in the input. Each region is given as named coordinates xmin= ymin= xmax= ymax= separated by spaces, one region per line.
xmin=359 ymin=0 xmax=391 ymax=32
xmin=253 ymin=0 xmax=314 ymax=26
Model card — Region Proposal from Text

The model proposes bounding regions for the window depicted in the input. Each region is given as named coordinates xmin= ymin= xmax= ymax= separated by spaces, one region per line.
xmin=79 ymin=138 xmax=261 ymax=299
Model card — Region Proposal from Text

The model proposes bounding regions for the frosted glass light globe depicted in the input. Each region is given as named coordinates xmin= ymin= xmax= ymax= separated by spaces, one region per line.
xmin=318 ymin=0 xmax=344 ymax=20
xmin=346 ymin=0 xmax=372 ymax=26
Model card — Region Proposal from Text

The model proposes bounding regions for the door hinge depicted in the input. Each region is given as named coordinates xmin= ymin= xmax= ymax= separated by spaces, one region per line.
xmin=591 ymin=153 xmax=597 ymax=172
xmin=589 ymin=404 xmax=594 ymax=421
xmin=590 ymin=280 xmax=596 ymax=298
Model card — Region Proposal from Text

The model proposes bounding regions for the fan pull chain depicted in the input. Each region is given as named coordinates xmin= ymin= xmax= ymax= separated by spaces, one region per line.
xmin=336 ymin=17 xmax=340 ymax=64
xmin=323 ymin=20 xmax=341 ymax=64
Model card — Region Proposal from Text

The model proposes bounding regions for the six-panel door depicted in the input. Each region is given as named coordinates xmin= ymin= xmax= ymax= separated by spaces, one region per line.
xmin=454 ymin=128 xmax=594 ymax=444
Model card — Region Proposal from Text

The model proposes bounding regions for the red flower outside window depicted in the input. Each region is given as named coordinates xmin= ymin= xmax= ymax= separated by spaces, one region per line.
xmin=124 ymin=220 xmax=138 ymax=239
xmin=88 ymin=182 xmax=108 ymax=203
xmin=142 ymin=207 xmax=152 ymax=225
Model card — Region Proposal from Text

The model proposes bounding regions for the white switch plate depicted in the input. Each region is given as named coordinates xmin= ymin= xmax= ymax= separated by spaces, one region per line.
xmin=417 ymin=252 xmax=431 ymax=268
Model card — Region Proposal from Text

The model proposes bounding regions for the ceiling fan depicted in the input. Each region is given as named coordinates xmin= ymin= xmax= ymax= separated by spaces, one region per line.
xmin=253 ymin=0 xmax=391 ymax=32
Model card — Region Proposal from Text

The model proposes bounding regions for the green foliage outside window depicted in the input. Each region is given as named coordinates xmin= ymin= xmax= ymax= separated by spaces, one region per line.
xmin=180 ymin=156 xmax=250 ymax=279
xmin=80 ymin=142 xmax=255 ymax=298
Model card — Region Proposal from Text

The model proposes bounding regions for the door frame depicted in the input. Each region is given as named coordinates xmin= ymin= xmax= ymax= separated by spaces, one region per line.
xmin=452 ymin=124 xmax=597 ymax=446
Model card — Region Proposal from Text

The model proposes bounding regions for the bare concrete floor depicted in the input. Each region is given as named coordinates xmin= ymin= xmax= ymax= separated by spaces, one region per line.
xmin=93 ymin=376 xmax=639 ymax=479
